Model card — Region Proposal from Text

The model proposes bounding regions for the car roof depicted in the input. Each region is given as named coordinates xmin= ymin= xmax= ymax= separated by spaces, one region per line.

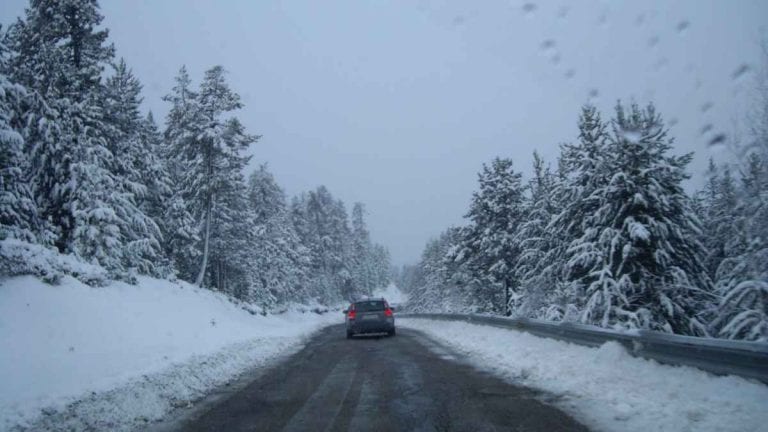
xmin=353 ymin=298 xmax=386 ymax=303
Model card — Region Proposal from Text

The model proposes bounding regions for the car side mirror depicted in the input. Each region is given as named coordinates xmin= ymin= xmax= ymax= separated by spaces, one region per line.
xmin=390 ymin=307 xmax=396 ymax=312
xmin=342 ymin=309 xmax=348 ymax=314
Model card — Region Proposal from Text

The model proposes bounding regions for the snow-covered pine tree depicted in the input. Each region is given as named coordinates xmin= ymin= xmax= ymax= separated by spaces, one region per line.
xmin=248 ymin=166 xmax=287 ymax=304
xmin=711 ymin=153 xmax=768 ymax=340
xmin=409 ymin=227 xmax=464 ymax=312
xmin=291 ymin=186 xmax=358 ymax=303
xmin=330 ymin=197 xmax=355 ymax=300
xmin=350 ymin=202 xmax=376 ymax=295
xmin=102 ymin=58 xmax=165 ymax=276
xmin=534 ymin=105 xmax=611 ymax=320
xmin=163 ymin=65 xmax=258 ymax=287
xmin=369 ymin=243 xmax=392 ymax=291
xmin=394 ymin=263 xmax=423 ymax=298
xmin=452 ymin=157 xmax=526 ymax=315
xmin=0 ymin=34 xmax=40 ymax=243
xmin=193 ymin=66 xmax=257 ymax=288
xmin=247 ymin=165 xmax=310 ymax=306
xmin=708 ymin=51 xmax=768 ymax=341
xmin=208 ymin=170 xmax=256 ymax=299
xmin=7 ymin=0 xmax=161 ymax=278
xmin=137 ymin=112 xmax=173 ymax=236
xmin=566 ymin=102 xmax=713 ymax=335
xmin=161 ymin=66 xmax=200 ymax=280
xmin=515 ymin=151 xmax=558 ymax=317
xmin=699 ymin=160 xmax=740 ymax=281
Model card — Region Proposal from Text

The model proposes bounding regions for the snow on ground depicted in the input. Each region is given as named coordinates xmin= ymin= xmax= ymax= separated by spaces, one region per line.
xmin=0 ymin=275 xmax=339 ymax=432
xmin=372 ymin=283 xmax=408 ymax=305
xmin=399 ymin=318 xmax=768 ymax=432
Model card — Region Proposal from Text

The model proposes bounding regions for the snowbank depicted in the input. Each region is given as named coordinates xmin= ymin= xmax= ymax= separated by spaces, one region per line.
xmin=0 ymin=240 xmax=107 ymax=286
xmin=372 ymin=283 xmax=408 ymax=304
xmin=399 ymin=318 xmax=768 ymax=432
xmin=0 ymin=275 xmax=339 ymax=431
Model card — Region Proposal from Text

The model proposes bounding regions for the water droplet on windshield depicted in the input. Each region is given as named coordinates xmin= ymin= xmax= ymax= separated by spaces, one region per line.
xmin=708 ymin=133 xmax=727 ymax=148
xmin=541 ymin=39 xmax=556 ymax=49
xmin=669 ymin=117 xmax=679 ymax=127
xmin=551 ymin=53 xmax=561 ymax=64
xmin=522 ymin=3 xmax=537 ymax=14
xmin=648 ymin=36 xmax=659 ymax=48
xmin=676 ymin=20 xmax=690 ymax=33
xmin=565 ymin=69 xmax=575 ymax=79
xmin=635 ymin=14 xmax=646 ymax=26
xmin=557 ymin=5 xmax=569 ymax=18
xmin=731 ymin=64 xmax=751 ymax=81
xmin=588 ymin=89 xmax=599 ymax=102
xmin=700 ymin=101 xmax=713 ymax=113
xmin=452 ymin=16 xmax=465 ymax=26
xmin=700 ymin=124 xmax=713 ymax=135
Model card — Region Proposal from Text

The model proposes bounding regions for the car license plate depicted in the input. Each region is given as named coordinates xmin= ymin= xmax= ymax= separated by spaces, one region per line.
xmin=363 ymin=315 xmax=377 ymax=320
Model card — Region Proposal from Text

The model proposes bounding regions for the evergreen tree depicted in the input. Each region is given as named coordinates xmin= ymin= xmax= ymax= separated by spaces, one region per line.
xmin=409 ymin=228 xmax=464 ymax=312
xmin=289 ymin=186 xmax=388 ymax=303
xmin=711 ymin=154 xmax=768 ymax=340
xmin=566 ymin=102 xmax=713 ymax=334
xmin=247 ymin=165 xmax=310 ymax=306
xmin=7 ymin=0 xmax=160 ymax=278
xmin=370 ymin=243 xmax=392 ymax=290
xmin=527 ymin=105 xmax=611 ymax=320
xmin=163 ymin=65 xmax=258 ymax=287
xmin=453 ymin=157 xmax=526 ymax=315
xmin=515 ymin=151 xmax=558 ymax=317
xmin=102 ymin=59 xmax=165 ymax=276
xmin=699 ymin=160 xmax=739 ymax=281
xmin=349 ymin=202 xmax=379 ymax=295
xmin=6 ymin=0 xmax=112 ymax=253
xmin=161 ymin=66 xmax=200 ymax=280
xmin=0 ymin=36 xmax=40 ymax=243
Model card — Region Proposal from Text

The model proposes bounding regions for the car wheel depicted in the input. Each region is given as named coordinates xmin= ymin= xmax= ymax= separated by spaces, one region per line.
xmin=346 ymin=330 xmax=353 ymax=339
xmin=388 ymin=328 xmax=396 ymax=337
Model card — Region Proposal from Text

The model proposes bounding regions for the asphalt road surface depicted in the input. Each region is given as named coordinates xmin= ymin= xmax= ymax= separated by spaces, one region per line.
xmin=169 ymin=324 xmax=588 ymax=432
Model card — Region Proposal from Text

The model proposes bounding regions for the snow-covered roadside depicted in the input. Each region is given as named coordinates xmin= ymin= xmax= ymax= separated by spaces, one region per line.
xmin=399 ymin=318 xmax=768 ymax=432
xmin=0 ymin=275 xmax=339 ymax=431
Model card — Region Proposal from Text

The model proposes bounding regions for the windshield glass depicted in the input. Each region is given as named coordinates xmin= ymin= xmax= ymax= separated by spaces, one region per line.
xmin=1 ymin=1 xmax=766 ymax=431
xmin=356 ymin=301 xmax=386 ymax=312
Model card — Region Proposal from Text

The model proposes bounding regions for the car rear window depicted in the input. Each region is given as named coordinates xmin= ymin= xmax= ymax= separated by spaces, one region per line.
xmin=355 ymin=301 xmax=385 ymax=312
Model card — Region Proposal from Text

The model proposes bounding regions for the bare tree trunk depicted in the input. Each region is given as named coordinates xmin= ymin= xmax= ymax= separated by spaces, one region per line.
xmin=504 ymin=281 xmax=511 ymax=317
xmin=195 ymin=204 xmax=211 ymax=287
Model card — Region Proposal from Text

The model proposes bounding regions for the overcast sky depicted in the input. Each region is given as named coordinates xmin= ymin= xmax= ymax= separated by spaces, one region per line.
xmin=2 ymin=0 xmax=767 ymax=265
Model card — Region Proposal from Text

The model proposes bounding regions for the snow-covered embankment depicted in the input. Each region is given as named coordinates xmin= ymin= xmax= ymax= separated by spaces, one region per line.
xmin=399 ymin=318 xmax=768 ymax=432
xmin=0 ymin=275 xmax=338 ymax=431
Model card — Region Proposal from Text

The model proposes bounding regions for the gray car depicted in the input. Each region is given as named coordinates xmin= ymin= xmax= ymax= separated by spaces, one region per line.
xmin=344 ymin=298 xmax=395 ymax=338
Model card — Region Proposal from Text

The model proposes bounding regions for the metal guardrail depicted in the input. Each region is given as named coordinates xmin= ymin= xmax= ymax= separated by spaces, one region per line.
xmin=400 ymin=313 xmax=768 ymax=384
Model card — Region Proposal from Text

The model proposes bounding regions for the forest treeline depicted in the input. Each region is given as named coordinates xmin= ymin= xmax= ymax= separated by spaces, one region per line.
xmin=0 ymin=0 xmax=390 ymax=308
xmin=397 ymin=100 xmax=768 ymax=341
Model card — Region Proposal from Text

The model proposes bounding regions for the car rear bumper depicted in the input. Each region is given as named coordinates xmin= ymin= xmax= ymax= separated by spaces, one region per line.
xmin=348 ymin=318 xmax=395 ymax=334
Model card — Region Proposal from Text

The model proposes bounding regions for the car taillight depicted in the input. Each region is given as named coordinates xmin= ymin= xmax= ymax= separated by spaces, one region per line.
xmin=384 ymin=308 xmax=393 ymax=317
xmin=348 ymin=310 xmax=356 ymax=320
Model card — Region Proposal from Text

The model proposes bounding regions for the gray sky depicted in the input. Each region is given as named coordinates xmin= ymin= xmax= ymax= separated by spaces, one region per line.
xmin=2 ymin=0 xmax=767 ymax=265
